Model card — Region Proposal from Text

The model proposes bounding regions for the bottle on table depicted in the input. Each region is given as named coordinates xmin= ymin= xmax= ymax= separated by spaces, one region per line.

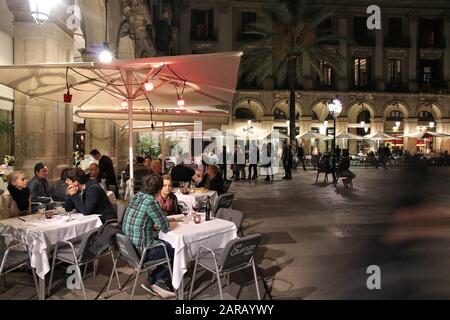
xmin=205 ymin=196 xmax=211 ymax=221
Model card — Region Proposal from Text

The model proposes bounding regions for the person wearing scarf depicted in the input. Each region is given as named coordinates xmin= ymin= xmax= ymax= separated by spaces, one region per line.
xmin=155 ymin=175 xmax=181 ymax=216
xmin=1 ymin=171 xmax=31 ymax=219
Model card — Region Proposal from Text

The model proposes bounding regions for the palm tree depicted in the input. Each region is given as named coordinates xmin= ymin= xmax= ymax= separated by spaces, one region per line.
xmin=0 ymin=119 xmax=12 ymax=134
xmin=241 ymin=0 xmax=346 ymax=143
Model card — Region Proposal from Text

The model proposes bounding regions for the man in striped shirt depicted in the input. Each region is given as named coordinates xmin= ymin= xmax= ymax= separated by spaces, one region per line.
xmin=122 ymin=174 xmax=177 ymax=298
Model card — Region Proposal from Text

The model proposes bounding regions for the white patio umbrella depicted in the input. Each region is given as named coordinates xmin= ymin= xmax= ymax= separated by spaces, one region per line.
xmin=296 ymin=131 xmax=329 ymax=140
xmin=335 ymin=131 xmax=365 ymax=149
xmin=364 ymin=132 xmax=397 ymax=148
xmin=0 ymin=52 xmax=243 ymax=196
xmin=402 ymin=131 xmax=450 ymax=139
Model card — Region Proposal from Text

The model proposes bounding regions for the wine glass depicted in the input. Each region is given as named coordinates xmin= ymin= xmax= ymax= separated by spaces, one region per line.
xmin=37 ymin=203 xmax=46 ymax=220
xmin=181 ymin=205 xmax=189 ymax=224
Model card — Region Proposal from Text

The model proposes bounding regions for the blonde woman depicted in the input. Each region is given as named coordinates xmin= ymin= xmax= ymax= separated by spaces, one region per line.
xmin=1 ymin=171 xmax=31 ymax=219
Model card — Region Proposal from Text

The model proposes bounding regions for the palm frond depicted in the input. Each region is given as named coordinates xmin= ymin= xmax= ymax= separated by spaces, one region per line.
xmin=0 ymin=119 xmax=12 ymax=134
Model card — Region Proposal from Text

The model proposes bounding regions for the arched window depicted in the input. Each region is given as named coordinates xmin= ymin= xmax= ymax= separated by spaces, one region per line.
xmin=311 ymin=111 xmax=319 ymax=121
xmin=274 ymin=108 xmax=287 ymax=120
xmin=387 ymin=110 xmax=404 ymax=121
xmin=235 ymin=108 xmax=255 ymax=120
xmin=357 ymin=110 xmax=371 ymax=123
xmin=418 ymin=111 xmax=434 ymax=122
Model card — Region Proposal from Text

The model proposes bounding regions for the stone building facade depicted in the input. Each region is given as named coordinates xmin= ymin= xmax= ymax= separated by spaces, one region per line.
xmin=178 ymin=0 xmax=450 ymax=154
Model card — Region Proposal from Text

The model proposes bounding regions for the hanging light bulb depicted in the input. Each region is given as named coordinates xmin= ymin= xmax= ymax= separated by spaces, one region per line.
xmin=429 ymin=121 xmax=435 ymax=128
xmin=395 ymin=121 xmax=401 ymax=128
xmin=364 ymin=127 xmax=369 ymax=133
xmin=144 ymin=81 xmax=154 ymax=92
xmin=177 ymin=97 xmax=185 ymax=108
xmin=64 ymin=89 xmax=72 ymax=103
xmin=99 ymin=49 xmax=113 ymax=63
xmin=360 ymin=121 xmax=365 ymax=127
xmin=29 ymin=0 xmax=55 ymax=25
xmin=121 ymin=99 xmax=128 ymax=108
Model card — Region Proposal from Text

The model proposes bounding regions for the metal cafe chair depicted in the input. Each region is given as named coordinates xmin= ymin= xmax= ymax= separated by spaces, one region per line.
xmin=212 ymin=193 xmax=234 ymax=217
xmin=105 ymin=233 xmax=174 ymax=300
xmin=47 ymin=228 xmax=120 ymax=300
xmin=0 ymin=242 xmax=39 ymax=295
xmin=216 ymin=208 xmax=244 ymax=236
xmin=189 ymin=234 xmax=262 ymax=300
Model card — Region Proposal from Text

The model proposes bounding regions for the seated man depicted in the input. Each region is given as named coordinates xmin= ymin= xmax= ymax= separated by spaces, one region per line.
xmin=338 ymin=151 xmax=356 ymax=188
xmin=196 ymin=165 xmax=224 ymax=195
xmin=133 ymin=156 xmax=151 ymax=191
xmin=88 ymin=163 xmax=109 ymax=188
xmin=64 ymin=168 xmax=114 ymax=223
xmin=155 ymin=175 xmax=181 ymax=216
xmin=122 ymin=174 xmax=177 ymax=298
xmin=28 ymin=162 xmax=52 ymax=209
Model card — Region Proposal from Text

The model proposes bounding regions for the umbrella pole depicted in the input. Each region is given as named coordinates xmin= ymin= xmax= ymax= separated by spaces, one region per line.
xmin=127 ymin=73 xmax=135 ymax=198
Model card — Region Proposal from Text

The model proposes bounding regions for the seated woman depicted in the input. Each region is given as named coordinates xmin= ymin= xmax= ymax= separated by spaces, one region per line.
xmin=155 ymin=175 xmax=181 ymax=216
xmin=196 ymin=165 xmax=224 ymax=195
xmin=1 ymin=171 xmax=31 ymax=219
xmin=64 ymin=168 xmax=114 ymax=223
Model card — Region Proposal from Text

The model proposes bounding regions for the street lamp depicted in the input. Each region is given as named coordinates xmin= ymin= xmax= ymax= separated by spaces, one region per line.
xmin=327 ymin=98 xmax=342 ymax=180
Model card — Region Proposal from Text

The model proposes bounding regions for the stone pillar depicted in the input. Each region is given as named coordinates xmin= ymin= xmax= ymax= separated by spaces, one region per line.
xmin=336 ymin=117 xmax=348 ymax=149
xmin=338 ymin=14 xmax=349 ymax=91
xmin=408 ymin=12 xmax=418 ymax=92
xmin=375 ymin=27 xmax=385 ymax=91
xmin=404 ymin=118 xmax=419 ymax=154
xmin=13 ymin=22 xmax=74 ymax=180
xmin=299 ymin=116 xmax=312 ymax=151
xmin=179 ymin=0 xmax=191 ymax=54
xmin=443 ymin=13 xmax=450 ymax=86
xmin=437 ymin=119 xmax=450 ymax=152
xmin=217 ymin=1 xmax=232 ymax=52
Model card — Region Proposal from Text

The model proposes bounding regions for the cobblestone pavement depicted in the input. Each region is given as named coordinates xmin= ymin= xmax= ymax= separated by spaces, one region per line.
xmin=2 ymin=166 xmax=450 ymax=300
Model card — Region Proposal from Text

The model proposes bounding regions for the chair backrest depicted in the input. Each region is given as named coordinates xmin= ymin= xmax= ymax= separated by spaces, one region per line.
xmin=222 ymin=180 xmax=232 ymax=193
xmin=115 ymin=233 xmax=141 ymax=269
xmin=78 ymin=228 xmax=101 ymax=263
xmin=213 ymin=193 xmax=234 ymax=216
xmin=116 ymin=203 xmax=127 ymax=225
xmin=216 ymin=208 xmax=243 ymax=230
xmin=219 ymin=234 xmax=261 ymax=271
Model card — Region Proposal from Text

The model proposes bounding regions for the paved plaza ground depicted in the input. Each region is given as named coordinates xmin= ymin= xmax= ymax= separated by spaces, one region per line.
xmin=2 ymin=165 xmax=450 ymax=300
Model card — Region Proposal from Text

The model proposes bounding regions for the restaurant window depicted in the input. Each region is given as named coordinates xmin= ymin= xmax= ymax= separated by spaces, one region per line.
xmin=357 ymin=110 xmax=371 ymax=136
xmin=418 ymin=111 xmax=434 ymax=122
xmin=388 ymin=59 xmax=402 ymax=88
xmin=353 ymin=58 xmax=369 ymax=87
xmin=423 ymin=66 xmax=432 ymax=83
xmin=274 ymin=108 xmax=287 ymax=120
xmin=353 ymin=17 xmax=368 ymax=43
xmin=320 ymin=61 xmax=333 ymax=87
xmin=387 ymin=110 xmax=404 ymax=121
xmin=235 ymin=108 xmax=255 ymax=120
xmin=389 ymin=18 xmax=403 ymax=40
xmin=191 ymin=9 xmax=214 ymax=41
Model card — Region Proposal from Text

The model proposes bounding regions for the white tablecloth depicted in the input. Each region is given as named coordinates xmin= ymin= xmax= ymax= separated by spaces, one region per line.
xmin=159 ymin=216 xmax=237 ymax=290
xmin=0 ymin=213 xmax=102 ymax=279
xmin=175 ymin=190 xmax=218 ymax=210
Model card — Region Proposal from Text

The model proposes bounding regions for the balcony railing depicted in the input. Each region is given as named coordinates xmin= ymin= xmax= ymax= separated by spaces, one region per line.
xmin=236 ymin=31 xmax=262 ymax=43
xmin=419 ymin=37 xmax=446 ymax=49
xmin=419 ymin=80 xmax=448 ymax=93
xmin=353 ymin=35 xmax=375 ymax=47
xmin=190 ymin=30 xmax=218 ymax=42
xmin=384 ymin=37 xmax=411 ymax=48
